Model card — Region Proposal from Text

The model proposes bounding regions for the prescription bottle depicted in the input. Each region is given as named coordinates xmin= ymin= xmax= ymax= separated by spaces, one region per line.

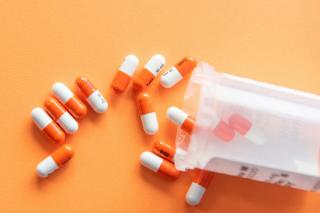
xmin=174 ymin=63 xmax=320 ymax=192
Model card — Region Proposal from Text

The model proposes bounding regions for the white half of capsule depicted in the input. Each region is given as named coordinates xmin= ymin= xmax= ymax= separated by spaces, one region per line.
xmin=87 ymin=90 xmax=108 ymax=113
xmin=185 ymin=182 xmax=206 ymax=206
xmin=119 ymin=54 xmax=139 ymax=77
xmin=160 ymin=66 xmax=183 ymax=88
xmin=244 ymin=126 xmax=266 ymax=145
xmin=52 ymin=82 xmax=74 ymax=104
xmin=167 ymin=106 xmax=189 ymax=126
xmin=57 ymin=112 xmax=79 ymax=134
xmin=31 ymin=108 xmax=52 ymax=130
xmin=140 ymin=112 xmax=159 ymax=135
xmin=140 ymin=151 xmax=163 ymax=172
xmin=36 ymin=156 xmax=59 ymax=178
xmin=144 ymin=54 xmax=166 ymax=76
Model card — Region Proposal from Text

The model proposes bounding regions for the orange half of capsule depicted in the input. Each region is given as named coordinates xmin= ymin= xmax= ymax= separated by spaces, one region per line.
xmin=137 ymin=92 xmax=154 ymax=114
xmin=159 ymin=160 xmax=180 ymax=178
xmin=175 ymin=56 xmax=197 ymax=76
xmin=43 ymin=122 xmax=65 ymax=144
xmin=51 ymin=144 xmax=74 ymax=166
xmin=44 ymin=97 xmax=66 ymax=120
xmin=65 ymin=96 xmax=87 ymax=119
xmin=111 ymin=71 xmax=131 ymax=93
xmin=76 ymin=76 xmax=96 ymax=97
xmin=133 ymin=68 xmax=154 ymax=90
xmin=153 ymin=140 xmax=176 ymax=162
xmin=193 ymin=169 xmax=214 ymax=188
xmin=182 ymin=116 xmax=195 ymax=135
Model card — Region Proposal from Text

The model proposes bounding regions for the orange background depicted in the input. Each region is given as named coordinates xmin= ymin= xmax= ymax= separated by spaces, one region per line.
xmin=1 ymin=0 xmax=320 ymax=212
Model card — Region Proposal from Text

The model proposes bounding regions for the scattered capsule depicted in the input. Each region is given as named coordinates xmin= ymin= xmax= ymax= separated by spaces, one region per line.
xmin=228 ymin=114 xmax=265 ymax=145
xmin=111 ymin=54 xmax=139 ymax=92
xmin=166 ymin=106 xmax=195 ymax=134
xmin=132 ymin=54 xmax=165 ymax=90
xmin=186 ymin=170 xmax=214 ymax=206
xmin=44 ymin=97 xmax=78 ymax=134
xmin=31 ymin=107 xmax=65 ymax=143
xmin=137 ymin=92 xmax=159 ymax=135
xmin=152 ymin=140 xmax=176 ymax=162
xmin=160 ymin=56 xmax=197 ymax=88
xmin=140 ymin=151 xmax=179 ymax=178
xmin=36 ymin=144 xmax=74 ymax=177
xmin=76 ymin=77 xmax=108 ymax=113
xmin=52 ymin=82 xmax=87 ymax=119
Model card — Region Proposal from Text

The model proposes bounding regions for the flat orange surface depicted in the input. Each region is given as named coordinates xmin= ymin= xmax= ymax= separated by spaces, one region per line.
xmin=1 ymin=0 xmax=320 ymax=212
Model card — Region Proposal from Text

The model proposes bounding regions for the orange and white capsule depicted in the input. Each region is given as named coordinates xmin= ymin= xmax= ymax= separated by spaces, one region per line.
xmin=228 ymin=114 xmax=265 ymax=145
xmin=132 ymin=54 xmax=165 ymax=90
xmin=36 ymin=144 xmax=74 ymax=177
xmin=76 ymin=77 xmax=108 ymax=113
xmin=44 ymin=97 xmax=78 ymax=134
xmin=167 ymin=106 xmax=235 ymax=141
xmin=31 ymin=107 xmax=65 ymax=143
xmin=211 ymin=116 xmax=235 ymax=142
xmin=111 ymin=54 xmax=139 ymax=92
xmin=166 ymin=106 xmax=195 ymax=134
xmin=52 ymin=82 xmax=87 ymax=119
xmin=160 ymin=56 xmax=197 ymax=88
xmin=140 ymin=151 xmax=179 ymax=178
xmin=153 ymin=140 xmax=176 ymax=162
xmin=186 ymin=170 xmax=214 ymax=206
xmin=137 ymin=92 xmax=159 ymax=135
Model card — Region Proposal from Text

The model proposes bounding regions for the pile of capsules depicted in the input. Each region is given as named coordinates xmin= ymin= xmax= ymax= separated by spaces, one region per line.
xmin=32 ymin=54 xmax=257 ymax=206
xmin=31 ymin=77 xmax=108 ymax=177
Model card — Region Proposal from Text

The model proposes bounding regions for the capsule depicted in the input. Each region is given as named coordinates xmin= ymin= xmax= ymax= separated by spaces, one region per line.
xmin=137 ymin=92 xmax=159 ymax=135
xmin=75 ymin=77 xmax=108 ymax=113
xmin=186 ymin=169 xmax=214 ymax=206
xmin=44 ymin=97 xmax=78 ymax=134
xmin=160 ymin=56 xmax=197 ymax=88
xmin=152 ymin=140 xmax=176 ymax=162
xmin=211 ymin=116 xmax=235 ymax=142
xmin=132 ymin=54 xmax=165 ymax=90
xmin=167 ymin=106 xmax=235 ymax=141
xmin=111 ymin=55 xmax=139 ymax=92
xmin=36 ymin=144 xmax=74 ymax=177
xmin=52 ymin=82 xmax=87 ymax=119
xmin=140 ymin=151 xmax=179 ymax=178
xmin=228 ymin=114 xmax=265 ymax=145
xmin=31 ymin=107 xmax=65 ymax=143
xmin=166 ymin=106 xmax=195 ymax=134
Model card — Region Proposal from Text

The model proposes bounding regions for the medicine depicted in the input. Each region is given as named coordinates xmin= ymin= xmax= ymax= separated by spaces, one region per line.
xmin=111 ymin=54 xmax=139 ymax=92
xmin=52 ymin=82 xmax=87 ymax=119
xmin=153 ymin=140 xmax=175 ymax=162
xmin=160 ymin=56 xmax=197 ymax=88
xmin=167 ymin=106 xmax=234 ymax=141
xmin=75 ymin=76 xmax=108 ymax=113
xmin=31 ymin=107 xmax=65 ymax=143
xmin=186 ymin=170 xmax=214 ymax=206
xmin=132 ymin=54 xmax=165 ymax=90
xmin=136 ymin=92 xmax=159 ymax=135
xmin=36 ymin=144 xmax=74 ymax=177
xmin=44 ymin=97 xmax=78 ymax=134
xmin=211 ymin=117 xmax=235 ymax=142
xmin=228 ymin=114 xmax=265 ymax=145
xmin=166 ymin=106 xmax=195 ymax=134
xmin=140 ymin=151 xmax=179 ymax=178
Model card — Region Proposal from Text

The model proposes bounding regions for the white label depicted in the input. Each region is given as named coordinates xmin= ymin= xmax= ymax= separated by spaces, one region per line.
xmin=206 ymin=158 xmax=320 ymax=192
